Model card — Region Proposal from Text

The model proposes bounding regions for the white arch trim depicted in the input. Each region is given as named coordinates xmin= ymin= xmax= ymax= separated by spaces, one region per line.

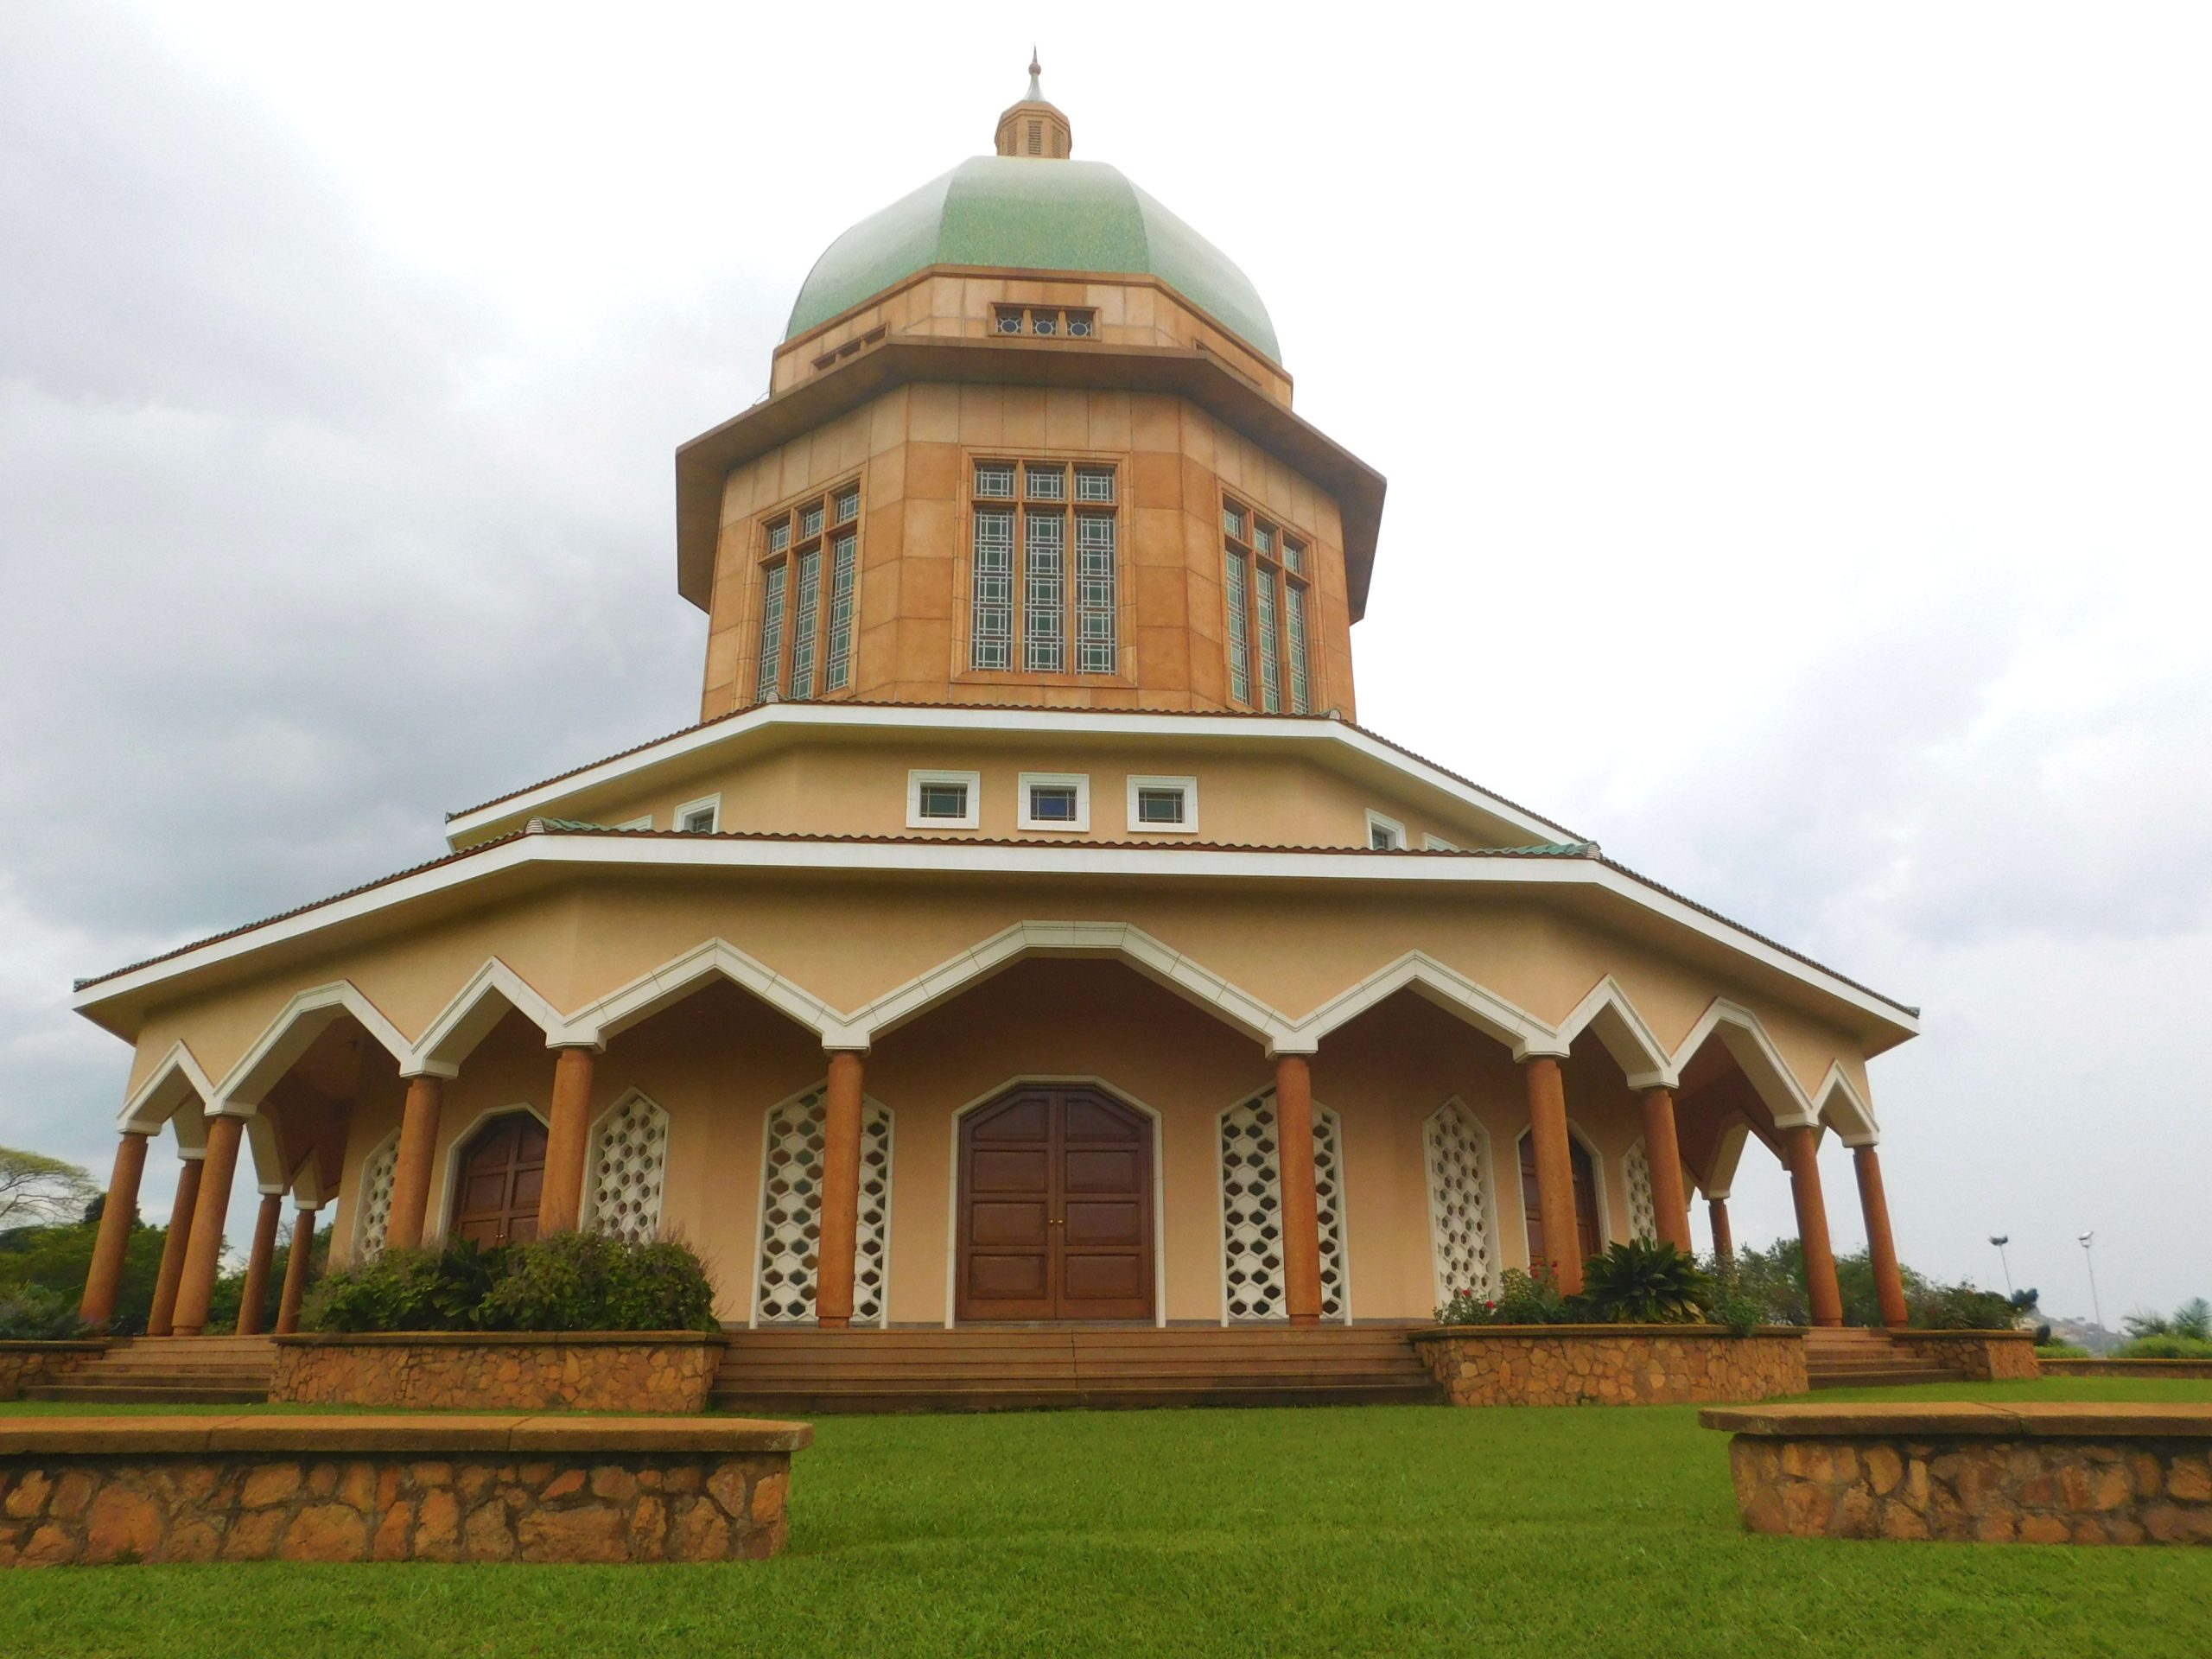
xmin=1665 ymin=1000 xmax=1819 ymax=1129
xmin=117 ymin=1042 xmax=215 ymax=1147
xmin=1554 ymin=976 xmax=1677 ymax=1088
xmin=565 ymin=938 xmax=845 ymax=1049
xmin=1812 ymin=1065 xmax=1879 ymax=1147
xmin=211 ymin=982 xmax=410 ymax=1117
xmin=408 ymin=957 xmax=568 ymax=1077
xmin=1277 ymin=950 xmax=1557 ymax=1058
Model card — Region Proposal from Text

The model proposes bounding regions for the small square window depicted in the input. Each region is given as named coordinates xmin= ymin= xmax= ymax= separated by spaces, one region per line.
xmin=834 ymin=486 xmax=860 ymax=524
xmin=1075 ymin=467 xmax=1116 ymax=503
xmin=1032 ymin=312 xmax=1058 ymax=337
xmin=766 ymin=518 xmax=790 ymax=554
xmin=799 ymin=503 xmax=824 ymax=539
xmin=995 ymin=308 xmax=1024 ymax=335
xmin=975 ymin=461 xmax=1014 ymax=498
xmin=1127 ymin=775 xmax=1199 ymax=834
xmin=1026 ymin=464 xmax=1066 ymax=501
xmin=908 ymin=769 xmax=982 ymax=830
xmin=1365 ymin=810 xmax=1406 ymax=851
xmin=1017 ymin=772 xmax=1090 ymax=831
xmin=1223 ymin=505 xmax=1246 ymax=540
xmin=675 ymin=795 xmax=721 ymax=835
xmin=1066 ymin=311 xmax=1095 ymax=338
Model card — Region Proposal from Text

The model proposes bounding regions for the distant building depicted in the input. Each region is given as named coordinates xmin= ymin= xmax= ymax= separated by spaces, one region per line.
xmin=75 ymin=63 xmax=1919 ymax=1344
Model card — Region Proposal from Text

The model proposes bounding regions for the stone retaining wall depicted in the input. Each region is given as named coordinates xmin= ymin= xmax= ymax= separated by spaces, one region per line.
xmin=1408 ymin=1325 xmax=1807 ymax=1406
xmin=271 ymin=1332 xmax=725 ymax=1412
xmin=2042 ymin=1357 xmax=2212 ymax=1380
xmin=0 ymin=1414 xmax=810 ymax=1566
xmin=1705 ymin=1402 xmax=2212 ymax=1545
xmin=1889 ymin=1330 xmax=2041 ymax=1381
xmin=0 ymin=1343 xmax=105 ymax=1402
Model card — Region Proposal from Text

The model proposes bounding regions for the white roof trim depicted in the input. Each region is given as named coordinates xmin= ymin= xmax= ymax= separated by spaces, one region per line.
xmin=442 ymin=702 xmax=1579 ymax=849
xmin=73 ymin=834 xmax=1916 ymax=1039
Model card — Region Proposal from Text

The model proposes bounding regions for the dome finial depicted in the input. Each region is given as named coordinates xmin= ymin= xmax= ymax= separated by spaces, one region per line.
xmin=1027 ymin=48 xmax=1042 ymax=101
xmin=995 ymin=48 xmax=1072 ymax=159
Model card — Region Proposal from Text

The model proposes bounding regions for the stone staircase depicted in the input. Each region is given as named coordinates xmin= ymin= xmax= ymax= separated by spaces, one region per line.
xmin=1802 ymin=1327 xmax=1956 ymax=1390
xmin=710 ymin=1324 xmax=1447 ymax=1413
xmin=24 ymin=1336 xmax=276 ymax=1406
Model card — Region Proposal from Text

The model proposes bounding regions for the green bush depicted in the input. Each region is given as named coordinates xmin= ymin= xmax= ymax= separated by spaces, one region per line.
xmin=2113 ymin=1333 xmax=2212 ymax=1360
xmin=303 ymin=1232 xmax=717 ymax=1334
xmin=1579 ymin=1240 xmax=1711 ymax=1324
xmin=0 ymin=1285 xmax=89 ymax=1340
xmin=2035 ymin=1340 xmax=2091 ymax=1358
xmin=1700 ymin=1254 xmax=1769 ymax=1335
xmin=1911 ymin=1281 xmax=2019 ymax=1331
xmin=1434 ymin=1261 xmax=1575 ymax=1326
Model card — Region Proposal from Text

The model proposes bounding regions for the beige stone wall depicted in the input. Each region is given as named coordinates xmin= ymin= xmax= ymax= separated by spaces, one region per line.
xmin=1726 ymin=1430 xmax=2212 ymax=1545
xmin=270 ymin=1334 xmax=725 ymax=1412
xmin=0 ymin=1344 xmax=104 ymax=1402
xmin=1412 ymin=1326 xmax=1808 ymax=1407
xmin=1889 ymin=1331 xmax=2042 ymax=1382
xmin=772 ymin=270 xmax=1291 ymax=404
xmin=701 ymin=385 xmax=1355 ymax=722
xmin=0 ymin=1448 xmax=791 ymax=1565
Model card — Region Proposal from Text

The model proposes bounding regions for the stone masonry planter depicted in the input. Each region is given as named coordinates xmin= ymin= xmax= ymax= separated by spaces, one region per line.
xmin=270 ymin=1332 xmax=726 ymax=1413
xmin=0 ymin=1342 xmax=107 ymax=1402
xmin=1888 ymin=1329 xmax=2041 ymax=1382
xmin=0 ymin=1412 xmax=810 ymax=1565
xmin=1408 ymin=1324 xmax=1807 ymax=1406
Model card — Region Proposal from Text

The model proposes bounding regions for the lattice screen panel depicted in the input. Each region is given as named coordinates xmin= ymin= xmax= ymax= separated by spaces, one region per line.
xmin=582 ymin=1092 xmax=670 ymax=1243
xmin=1218 ymin=1091 xmax=1348 ymax=1323
xmin=1423 ymin=1102 xmax=1495 ymax=1302
xmin=353 ymin=1135 xmax=397 ymax=1262
xmin=1624 ymin=1137 xmax=1657 ymax=1243
xmin=753 ymin=1089 xmax=893 ymax=1325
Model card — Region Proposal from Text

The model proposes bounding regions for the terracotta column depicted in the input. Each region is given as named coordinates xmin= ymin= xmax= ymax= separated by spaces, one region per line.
xmin=1274 ymin=1052 xmax=1324 ymax=1326
xmin=274 ymin=1206 xmax=318 ymax=1335
xmin=1708 ymin=1197 xmax=1734 ymax=1263
xmin=171 ymin=1112 xmax=245 ymax=1337
xmin=146 ymin=1154 xmax=205 ymax=1338
xmin=1522 ymin=1055 xmax=1584 ymax=1294
xmin=537 ymin=1046 xmax=598 ymax=1233
xmin=1637 ymin=1087 xmax=1694 ymax=1254
xmin=233 ymin=1192 xmax=285 ymax=1337
xmin=78 ymin=1130 xmax=150 ymax=1327
xmin=384 ymin=1074 xmax=445 ymax=1252
xmin=815 ymin=1050 xmax=866 ymax=1330
xmin=1781 ymin=1123 xmax=1845 ymax=1328
xmin=1853 ymin=1144 xmax=1911 ymax=1329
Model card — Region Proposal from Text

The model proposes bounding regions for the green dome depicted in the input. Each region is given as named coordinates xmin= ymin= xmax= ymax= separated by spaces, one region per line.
xmin=785 ymin=156 xmax=1281 ymax=364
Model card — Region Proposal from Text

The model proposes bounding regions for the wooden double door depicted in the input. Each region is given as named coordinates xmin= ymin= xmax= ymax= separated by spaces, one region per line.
xmin=452 ymin=1112 xmax=547 ymax=1246
xmin=956 ymin=1085 xmax=1154 ymax=1322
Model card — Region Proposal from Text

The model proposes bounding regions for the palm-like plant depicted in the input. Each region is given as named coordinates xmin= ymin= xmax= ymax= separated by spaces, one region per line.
xmin=1579 ymin=1239 xmax=1712 ymax=1325
xmin=2173 ymin=1298 xmax=2212 ymax=1342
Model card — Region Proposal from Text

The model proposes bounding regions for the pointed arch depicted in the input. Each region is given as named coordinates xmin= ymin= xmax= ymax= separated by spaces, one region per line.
xmin=1423 ymin=1096 xmax=1499 ymax=1303
xmin=566 ymin=938 xmax=842 ymax=1048
xmin=1812 ymin=1064 xmax=1879 ymax=1146
xmin=1666 ymin=1000 xmax=1817 ymax=1128
xmin=581 ymin=1088 xmax=671 ymax=1242
xmin=408 ymin=957 xmax=568 ymax=1077
xmin=849 ymin=922 xmax=1288 ymax=1051
xmin=1553 ymin=976 xmax=1676 ymax=1087
xmin=1282 ymin=951 xmax=1558 ymax=1057
xmin=212 ymin=982 xmax=410 ymax=1116
xmin=117 ymin=1042 xmax=215 ymax=1147
xmin=1700 ymin=1120 xmax=1753 ymax=1201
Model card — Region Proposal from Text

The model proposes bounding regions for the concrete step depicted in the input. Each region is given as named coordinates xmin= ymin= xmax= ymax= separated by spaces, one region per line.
xmin=24 ymin=1383 xmax=271 ymax=1405
xmin=710 ymin=1380 xmax=1446 ymax=1414
xmin=1807 ymin=1368 xmax=1959 ymax=1390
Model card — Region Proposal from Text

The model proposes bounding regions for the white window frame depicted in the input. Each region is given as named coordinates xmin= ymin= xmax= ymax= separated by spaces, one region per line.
xmin=1126 ymin=774 xmax=1199 ymax=835
xmin=1016 ymin=772 xmax=1090 ymax=833
xmin=906 ymin=769 xmax=982 ymax=830
xmin=1365 ymin=810 xmax=1406 ymax=850
xmin=673 ymin=794 xmax=721 ymax=835
xmin=613 ymin=815 xmax=653 ymax=831
xmin=1421 ymin=833 xmax=1460 ymax=852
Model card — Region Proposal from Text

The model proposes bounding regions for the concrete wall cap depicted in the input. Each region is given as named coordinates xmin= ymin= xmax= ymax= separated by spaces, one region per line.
xmin=270 ymin=1330 xmax=728 ymax=1347
xmin=1701 ymin=1401 xmax=2212 ymax=1440
xmin=1408 ymin=1324 xmax=1807 ymax=1342
xmin=0 ymin=1412 xmax=809 ymax=1457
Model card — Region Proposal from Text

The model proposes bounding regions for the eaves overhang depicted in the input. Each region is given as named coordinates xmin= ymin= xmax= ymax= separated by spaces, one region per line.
xmin=675 ymin=336 xmax=1388 ymax=620
xmin=70 ymin=829 xmax=1921 ymax=1056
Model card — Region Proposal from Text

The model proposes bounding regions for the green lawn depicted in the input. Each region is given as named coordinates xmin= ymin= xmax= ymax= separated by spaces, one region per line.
xmin=2 ymin=1379 xmax=2207 ymax=1658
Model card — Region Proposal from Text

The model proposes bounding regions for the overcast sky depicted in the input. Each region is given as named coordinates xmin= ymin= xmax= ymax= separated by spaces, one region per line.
xmin=3 ymin=3 xmax=2206 ymax=1322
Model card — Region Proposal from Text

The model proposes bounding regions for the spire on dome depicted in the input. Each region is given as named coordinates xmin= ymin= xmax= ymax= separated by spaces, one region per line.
xmin=995 ymin=50 xmax=1072 ymax=159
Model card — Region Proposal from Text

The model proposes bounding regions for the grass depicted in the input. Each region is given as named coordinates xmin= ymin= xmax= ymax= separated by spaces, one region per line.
xmin=0 ymin=1379 xmax=2207 ymax=1658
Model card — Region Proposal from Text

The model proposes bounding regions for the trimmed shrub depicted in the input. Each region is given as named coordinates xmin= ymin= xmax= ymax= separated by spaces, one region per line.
xmin=2114 ymin=1333 xmax=2212 ymax=1360
xmin=302 ymin=1232 xmax=716 ymax=1335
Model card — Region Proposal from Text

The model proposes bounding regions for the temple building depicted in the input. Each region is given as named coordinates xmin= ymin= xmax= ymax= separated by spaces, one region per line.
xmin=72 ymin=63 xmax=1922 ymax=1356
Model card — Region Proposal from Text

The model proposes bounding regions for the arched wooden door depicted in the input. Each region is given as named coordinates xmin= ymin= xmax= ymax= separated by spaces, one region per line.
xmin=1518 ymin=1129 xmax=1603 ymax=1271
xmin=956 ymin=1085 xmax=1154 ymax=1322
xmin=452 ymin=1113 xmax=548 ymax=1246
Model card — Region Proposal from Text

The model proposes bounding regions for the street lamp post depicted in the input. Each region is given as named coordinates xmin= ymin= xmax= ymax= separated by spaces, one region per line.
xmin=2078 ymin=1231 xmax=2103 ymax=1333
xmin=1989 ymin=1235 xmax=2014 ymax=1300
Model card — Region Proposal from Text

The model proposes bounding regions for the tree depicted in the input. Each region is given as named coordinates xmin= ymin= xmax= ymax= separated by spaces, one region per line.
xmin=0 ymin=1147 xmax=98 ymax=1230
